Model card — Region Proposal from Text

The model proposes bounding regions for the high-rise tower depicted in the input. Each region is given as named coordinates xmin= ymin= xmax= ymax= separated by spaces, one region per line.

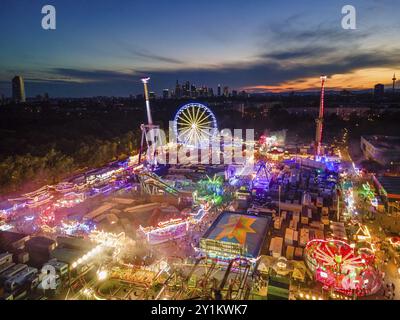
xmin=393 ymin=73 xmax=397 ymax=93
xmin=315 ymin=75 xmax=327 ymax=158
xmin=12 ymin=75 xmax=26 ymax=103
xmin=141 ymin=77 xmax=153 ymax=125
xmin=138 ymin=77 xmax=160 ymax=166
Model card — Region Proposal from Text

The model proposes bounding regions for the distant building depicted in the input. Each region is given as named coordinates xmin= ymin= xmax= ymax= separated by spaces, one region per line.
xmin=239 ymin=90 xmax=248 ymax=98
xmin=12 ymin=76 xmax=26 ymax=103
xmin=374 ymin=83 xmax=384 ymax=99
xmin=217 ymin=84 xmax=221 ymax=97
xmin=232 ymin=90 xmax=238 ymax=97
xmin=373 ymin=175 xmax=400 ymax=214
xmin=361 ymin=135 xmax=400 ymax=166
xmin=223 ymin=86 xmax=229 ymax=97
xmin=175 ymin=80 xmax=182 ymax=98
xmin=190 ymin=84 xmax=196 ymax=98
xmin=196 ymin=85 xmax=208 ymax=97
xmin=149 ymin=91 xmax=156 ymax=99
xmin=162 ymin=89 xmax=169 ymax=99
xmin=183 ymin=81 xmax=190 ymax=97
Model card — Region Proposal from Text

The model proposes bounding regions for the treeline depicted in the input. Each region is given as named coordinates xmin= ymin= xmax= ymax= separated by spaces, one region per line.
xmin=0 ymin=131 xmax=140 ymax=194
xmin=0 ymin=106 xmax=143 ymax=195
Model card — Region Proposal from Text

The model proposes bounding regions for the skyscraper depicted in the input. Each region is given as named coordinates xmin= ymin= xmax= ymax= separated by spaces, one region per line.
xmin=393 ymin=73 xmax=397 ymax=93
xmin=223 ymin=86 xmax=229 ymax=97
xmin=175 ymin=80 xmax=182 ymax=98
xmin=162 ymin=89 xmax=169 ymax=99
xmin=184 ymin=81 xmax=190 ymax=97
xmin=190 ymin=84 xmax=196 ymax=98
xmin=12 ymin=75 xmax=26 ymax=103
xmin=374 ymin=83 xmax=384 ymax=99
xmin=149 ymin=91 xmax=156 ymax=99
xmin=217 ymin=84 xmax=221 ymax=97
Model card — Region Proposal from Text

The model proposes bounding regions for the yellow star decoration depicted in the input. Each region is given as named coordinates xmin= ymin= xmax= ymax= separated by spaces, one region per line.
xmin=215 ymin=215 xmax=257 ymax=245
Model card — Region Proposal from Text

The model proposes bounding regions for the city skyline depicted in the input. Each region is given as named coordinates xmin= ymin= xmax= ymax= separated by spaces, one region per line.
xmin=0 ymin=0 xmax=399 ymax=97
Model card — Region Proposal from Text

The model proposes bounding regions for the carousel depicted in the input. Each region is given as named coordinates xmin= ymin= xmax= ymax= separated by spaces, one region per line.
xmin=304 ymin=239 xmax=382 ymax=297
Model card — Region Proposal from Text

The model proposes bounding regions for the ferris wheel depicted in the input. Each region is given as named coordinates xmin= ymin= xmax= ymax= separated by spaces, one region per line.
xmin=173 ymin=103 xmax=218 ymax=148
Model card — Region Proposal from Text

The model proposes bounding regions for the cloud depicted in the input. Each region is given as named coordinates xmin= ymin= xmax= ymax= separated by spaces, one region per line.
xmin=10 ymin=17 xmax=400 ymax=97
xmin=131 ymin=48 xmax=400 ymax=90
xmin=19 ymin=44 xmax=399 ymax=97
xmin=129 ymin=49 xmax=184 ymax=64
xmin=260 ymin=46 xmax=334 ymax=61
xmin=260 ymin=14 xmax=371 ymax=46
xmin=48 ymin=68 xmax=138 ymax=83
xmin=113 ymin=39 xmax=184 ymax=64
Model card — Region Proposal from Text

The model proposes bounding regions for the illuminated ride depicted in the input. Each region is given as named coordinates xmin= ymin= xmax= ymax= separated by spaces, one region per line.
xmin=59 ymin=219 xmax=94 ymax=236
xmin=38 ymin=205 xmax=56 ymax=229
xmin=251 ymin=161 xmax=272 ymax=191
xmin=315 ymin=75 xmax=327 ymax=158
xmin=139 ymin=217 xmax=190 ymax=245
xmin=70 ymin=231 xmax=126 ymax=270
xmin=137 ymin=170 xmax=181 ymax=197
xmin=193 ymin=175 xmax=224 ymax=206
xmin=139 ymin=205 xmax=210 ymax=246
xmin=304 ymin=239 xmax=382 ymax=296
xmin=220 ymin=257 xmax=252 ymax=300
xmin=173 ymin=103 xmax=218 ymax=148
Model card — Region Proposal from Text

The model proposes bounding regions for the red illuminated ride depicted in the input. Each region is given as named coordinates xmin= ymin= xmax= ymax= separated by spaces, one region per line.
xmin=304 ymin=239 xmax=382 ymax=297
xmin=315 ymin=76 xmax=327 ymax=158
xmin=38 ymin=205 xmax=56 ymax=228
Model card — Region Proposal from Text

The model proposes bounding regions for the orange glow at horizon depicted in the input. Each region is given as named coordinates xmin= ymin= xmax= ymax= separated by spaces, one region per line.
xmin=242 ymin=67 xmax=399 ymax=92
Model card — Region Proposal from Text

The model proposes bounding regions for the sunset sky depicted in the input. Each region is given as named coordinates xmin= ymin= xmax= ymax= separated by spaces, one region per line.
xmin=0 ymin=0 xmax=399 ymax=97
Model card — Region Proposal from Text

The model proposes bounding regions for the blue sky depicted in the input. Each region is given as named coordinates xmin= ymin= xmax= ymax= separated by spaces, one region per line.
xmin=0 ymin=0 xmax=399 ymax=97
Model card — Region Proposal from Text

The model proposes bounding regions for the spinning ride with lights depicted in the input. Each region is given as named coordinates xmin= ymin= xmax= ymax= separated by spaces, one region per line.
xmin=139 ymin=218 xmax=190 ymax=245
xmin=304 ymin=239 xmax=382 ymax=296
xmin=173 ymin=103 xmax=218 ymax=148
xmin=194 ymin=175 xmax=224 ymax=206
xmin=251 ymin=160 xmax=273 ymax=191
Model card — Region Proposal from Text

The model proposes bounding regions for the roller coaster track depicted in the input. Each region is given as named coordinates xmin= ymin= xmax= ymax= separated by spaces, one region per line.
xmin=170 ymin=257 xmax=209 ymax=300
xmin=218 ymin=258 xmax=251 ymax=300
xmin=137 ymin=170 xmax=181 ymax=197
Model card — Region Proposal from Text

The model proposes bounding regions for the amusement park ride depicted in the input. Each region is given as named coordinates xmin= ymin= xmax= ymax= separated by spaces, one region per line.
xmin=304 ymin=239 xmax=382 ymax=297
xmin=251 ymin=161 xmax=273 ymax=190
xmin=173 ymin=103 xmax=218 ymax=148
xmin=138 ymin=77 xmax=160 ymax=166
xmin=138 ymin=78 xmax=219 ymax=166
xmin=138 ymin=170 xmax=181 ymax=197
xmin=315 ymin=75 xmax=327 ymax=159
xmin=166 ymin=256 xmax=253 ymax=300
